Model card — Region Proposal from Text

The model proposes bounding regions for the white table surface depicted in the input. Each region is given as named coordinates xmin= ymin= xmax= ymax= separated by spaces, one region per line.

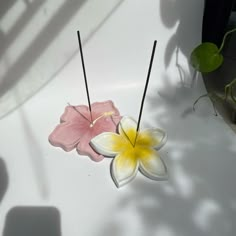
xmin=0 ymin=1 xmax=236 ymax=235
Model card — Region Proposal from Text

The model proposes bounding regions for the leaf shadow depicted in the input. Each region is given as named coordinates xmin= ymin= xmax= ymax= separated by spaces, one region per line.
xmin=97 ymin=63 xmax=236 ymax=236
xmin=160 ymin=0 xmax=204 ymax=69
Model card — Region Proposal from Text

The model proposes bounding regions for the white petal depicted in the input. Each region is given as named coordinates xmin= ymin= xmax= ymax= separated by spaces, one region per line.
xmin=142 ymin=128 xmax=167 ymax=150
xmin=111 ymin=152 xmax=139 ymax=188
xmin=90 ymin=132 xmax=122 ymax=157
xmin=119 ymin=116 xmax=137 ymax=135
xmin=139 ymin=150 xmax=168 ymax=180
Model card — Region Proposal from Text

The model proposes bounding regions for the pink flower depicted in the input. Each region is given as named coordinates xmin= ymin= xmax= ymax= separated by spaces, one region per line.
xmin=49 ymin=100 xmax=121 ymax=162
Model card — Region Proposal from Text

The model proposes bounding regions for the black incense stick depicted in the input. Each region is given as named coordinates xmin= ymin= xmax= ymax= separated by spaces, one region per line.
xmin=77 ymin=30 xmax=93 ymax=122
xmin=136 ymin=40 xmax=157 ymax=135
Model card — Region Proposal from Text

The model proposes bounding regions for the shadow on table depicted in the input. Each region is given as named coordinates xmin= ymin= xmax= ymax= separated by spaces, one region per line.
xmin=15 ymin=91 xmax=49 ymax=199
xmin=3 ymin=206 xmax=61 ymax=236
xmin=98 ymin=73 xmax=236 ymax=236
xmin=98 ymin=113 xmax=236 ymax=236
xmin=0 ymin=158 xmax=8 ymax=204
xmin=0 ymin=0 xmax=125 ymax=119
xmin=0 ymin=0 xmax=87 ymax=96
xmin=97 ymin=2 xmax=235 ymax=235
xmin=159 ymin=0 xmax=204 ymax=69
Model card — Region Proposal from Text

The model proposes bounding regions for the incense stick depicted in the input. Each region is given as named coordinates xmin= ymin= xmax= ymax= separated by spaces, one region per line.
xmin=77 ymin=30 xmax=93 ymax=123
xmin=135 ymin=40 xmax=157 ymax=144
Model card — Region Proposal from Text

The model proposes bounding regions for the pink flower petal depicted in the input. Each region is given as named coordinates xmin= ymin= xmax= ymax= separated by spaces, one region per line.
xmin=49 ymin=121 xmax=90 ymax=151
xmin=61 ymin=105 xmax=91 ymax=123
xmin=94 ymin=116 xmax=120 ymax=132
xmin=49 ymin=100 xmax=122 ymax=162
xmin=76 ymin=130 xmax=104 ymax=162
xmin=77 ymin=116 xmax=121 ymax=161
xmin=91 ymin=100 xmax=120 ymax=120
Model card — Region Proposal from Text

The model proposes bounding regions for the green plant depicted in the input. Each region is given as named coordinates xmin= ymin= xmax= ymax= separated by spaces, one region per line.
xmin=224 ymin=78 xmax=236 ymax=103
xmin=190 ymin=28 xmax=236 ymax=112
xmin=190 ymin=28 xmax=236 ymax=73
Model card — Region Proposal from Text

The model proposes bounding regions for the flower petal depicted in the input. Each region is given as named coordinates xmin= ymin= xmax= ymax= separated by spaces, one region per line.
xmin=61 ymin=105 xmax=90 ymax=123
xmin=61 ymin=100 xmax=120 ymax=124
xmin=118 ymin=117 xmax=137 ymax=144
xmin=90 ymin=132 xmax=124 ymax=157
xmin=111 ymin=151 xmax=139 ymax=188
xmin=49 ymin=100 xmax=122 ymax=162
xmin=139 ymin=150 xmax=168 ymax=180
xmin=140 ymin=128 xmax=167 ymax=150
xmin=91 ymin=100 xmax=120 ymax=119
xmin=92 ymin=115 xmax=120 ymax=134
xmin=49 ymin=123 xmax=86 ymax=151
xmin=76 ymin=133 xmax=104 ymax=162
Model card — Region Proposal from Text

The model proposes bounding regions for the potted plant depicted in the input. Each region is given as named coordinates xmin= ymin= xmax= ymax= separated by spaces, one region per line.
xmin=190 ymin=27 xmax=236 ymax=126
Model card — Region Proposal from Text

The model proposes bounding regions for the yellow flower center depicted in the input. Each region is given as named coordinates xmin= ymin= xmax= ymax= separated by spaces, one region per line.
xmin=112 ymin=128 xmax=159 ymax=161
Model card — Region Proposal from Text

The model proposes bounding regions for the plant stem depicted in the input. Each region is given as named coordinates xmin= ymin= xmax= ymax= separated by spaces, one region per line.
xmin=218 ymin=28 xmax=236 ymax=53
xmin=228 ymin=78 xmax=236 ymax=103
xmin=193 ymin=93 xmax=218 ymax=116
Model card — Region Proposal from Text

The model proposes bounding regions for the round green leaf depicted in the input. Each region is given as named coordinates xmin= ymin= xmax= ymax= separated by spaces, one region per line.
xmin=190 ymin=42 xmax=223 ymax=73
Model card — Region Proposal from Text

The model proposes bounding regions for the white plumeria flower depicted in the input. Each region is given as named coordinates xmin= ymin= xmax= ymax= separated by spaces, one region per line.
xmin=90 ymin=116 xmax=168 ymax=188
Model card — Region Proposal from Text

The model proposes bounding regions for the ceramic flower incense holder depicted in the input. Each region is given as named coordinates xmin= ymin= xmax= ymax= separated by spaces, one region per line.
xmin=91 ymin=116 xmax=167 ymax=187
xmin=91 ymin=40 xmax=169 ymax=187
xmin=49 ymin=100 xmax=121 ymax=162
xmin=49 ymin=31 xmax=121 ymax=161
